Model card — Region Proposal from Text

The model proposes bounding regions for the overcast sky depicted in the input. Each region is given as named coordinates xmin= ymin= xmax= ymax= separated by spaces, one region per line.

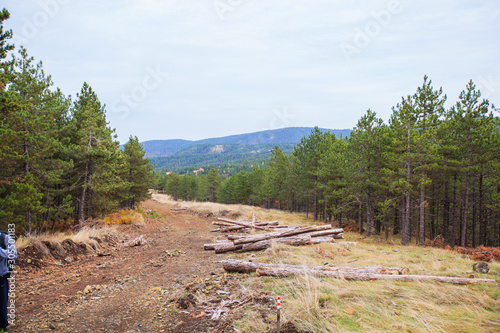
xmin=3 ymin=0 xmax=499 ymax=143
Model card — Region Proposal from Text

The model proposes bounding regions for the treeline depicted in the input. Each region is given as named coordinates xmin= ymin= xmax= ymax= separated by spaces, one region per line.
xmin=157 ymin=76 xmax=499 ymax=247
xmin=0 ymin=10 xmax=153 ymax=233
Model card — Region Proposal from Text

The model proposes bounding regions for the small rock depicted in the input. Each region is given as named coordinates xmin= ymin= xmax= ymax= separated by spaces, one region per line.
xmin=473 ymin=262 xmax=489 ymax=274
xmin=83 ymin=285 xmax=93 ymax=294
xmin=65 ymin=257 xmax=73 ymax=263
xmin=49 ymin=323 xmax=56 ymax=329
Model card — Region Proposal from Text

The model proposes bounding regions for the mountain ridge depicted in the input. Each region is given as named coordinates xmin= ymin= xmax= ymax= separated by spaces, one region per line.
xmin=142 ymin=127 xmax=351 ymax=158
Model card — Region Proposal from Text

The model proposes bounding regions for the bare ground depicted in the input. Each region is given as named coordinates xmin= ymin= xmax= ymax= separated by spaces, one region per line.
xmin=11 ymin=199 xmax=264 ymax=333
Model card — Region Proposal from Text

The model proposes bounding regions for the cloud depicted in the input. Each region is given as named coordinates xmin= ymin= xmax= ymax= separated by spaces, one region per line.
xmin=2 ymin=0 xmax=499 ymax=142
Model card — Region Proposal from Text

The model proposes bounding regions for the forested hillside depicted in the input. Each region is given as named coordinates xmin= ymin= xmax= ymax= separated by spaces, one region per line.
xmin=143 ymin=127 xmax=350 ymax=157
xmin=0 ymin=10 xmax=152 ymax=233
xmin=156 ymin=76 xmax=500 ymax=248
xmin=148 ymin=128 xmax=351 ymax=173
xmin=150 ymin=143 xmax=296 ymax=173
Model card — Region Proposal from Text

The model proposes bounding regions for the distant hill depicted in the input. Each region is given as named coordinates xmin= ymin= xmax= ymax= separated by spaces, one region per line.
xmin=142 ymin=127 xmax=351 ymax=158
xmin=150 ymin=143 xmax=296 ymax=172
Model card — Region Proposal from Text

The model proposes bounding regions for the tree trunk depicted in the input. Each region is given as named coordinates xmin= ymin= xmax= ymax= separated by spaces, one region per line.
xmin=472 ymin=183 xmax=477 ymax=248
xmin=314 ymin=190 xmax=318 ymax=220
xmin=232 ymin=225 xmax=336 ymax=245
xmin=358 ymin=201 xmax=363 ymax=235
xmin=214 ymin=243 xmax=243 ymax=253
xmin=443 ymin=182 xmax=450 ymax=242
xmin=79 ymin=159 xmax=89 ymax=227
xmin=461 ymin=170 xmax=470 ymax=247
xmin=393 ymin=206 xmax=399 ymax=235
xmin=366 ymin=188 xmax=372 ymax=237
xmin=222 ymin=260 xmax=409 ymax=275
xmin=402 ymin=191 xmax=411 ymax=246
xmin=431 ymin=184 xmax=436 ymax=240
xmin=241 ymin=236 xmax=312 ymax=252
xmin=451 ymin=175 xmax=459 ymax=248
xmin=306 ymin=196 xmax=309 ymax=219
xmin=402 ymin=119 xmax=411 ymax=246
xmin=216 ymin=218 xmax=275 ymax=231
xmin=256 ymin=266 xmax=495 ymax=285
xmin=419 ymin=183 xmax=425 ymax=246
xmin=479 ymin=173 xmax=486 ymax=245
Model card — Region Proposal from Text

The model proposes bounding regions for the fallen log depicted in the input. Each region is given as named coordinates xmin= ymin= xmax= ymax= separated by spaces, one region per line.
xmin=301 ymin=229 xmax=344 ymax=238
xmin=214 ymin=243 xmax=243 ymax=254
xmin=256 ymin=266 xmax=495 ymax=285
xmin=240 ymin=236 xmax=312 ymax=252
xmin=234 ymin=225 xmax=334 ymax=245
xmin=310 ymin=237 xmax=335 ymax=244
xmin=219 ymin=226 xmax=248 ymax=232
xmin=226 ymin=230 xmax=288 ymax=241
xmin=222 ymin=260 xmax=409 ymax=275
xmin=204 ymin=242 xmax=234 ymax=251
xmin=216 ymin=218 xmax=274 ymax=231
xmin=213 ymin=220 xmax=282 ymax=233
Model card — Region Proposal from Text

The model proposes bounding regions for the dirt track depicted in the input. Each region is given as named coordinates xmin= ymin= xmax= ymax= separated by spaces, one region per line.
xmin=11 ymin=199 xmax=253 ymax=333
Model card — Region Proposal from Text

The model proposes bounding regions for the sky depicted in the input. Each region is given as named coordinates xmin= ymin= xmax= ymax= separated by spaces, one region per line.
xmin=3 ymin=0 xmax=500 ymax=143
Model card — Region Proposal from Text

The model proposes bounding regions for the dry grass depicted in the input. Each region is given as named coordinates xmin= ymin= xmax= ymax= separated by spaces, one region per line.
xmin=199 ymin=208 xmax=500 ymax=333
xmin=15 ymin=208 xmax=145 ymax=251
xmin=16 ymin=226 xmax=120 ymax=253
xmin=103 ymin=208 xmax=145 ymax=226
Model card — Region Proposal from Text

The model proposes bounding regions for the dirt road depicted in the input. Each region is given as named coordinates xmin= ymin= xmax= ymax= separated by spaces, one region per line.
xmin=11 ymin=199 xmax=256 ymax=333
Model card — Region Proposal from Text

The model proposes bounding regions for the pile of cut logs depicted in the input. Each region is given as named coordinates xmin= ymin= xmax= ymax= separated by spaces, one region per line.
xmin=205 ymin=217 xmax=347 ymax=254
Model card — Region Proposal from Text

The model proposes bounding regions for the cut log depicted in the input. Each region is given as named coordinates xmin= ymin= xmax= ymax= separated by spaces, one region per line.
xmin=226 ymin=229 xmax=296 ymax=241
xmin=213 ymin=221 xmax=239 ymax=227
xmin=233 ymin=225 xmax=333 ymax=245
xmin=221 ymin=260 xmax=409 ymax=275
xmin=301 ymin=229 xmax=344 ymax=238
xmin=219 ymin=226 xmax=248 ymax=232
xmin=204 ymin=242 xmax=234 ymax=251
xmin=256 ymin=266 xmax=495 ymax=285
xmin=216 ymin=218 xmax=274 ymax=231
xmin=310 ymin=237 xmax=335 ymax=244
xmin=240 ymin=236 xmax=312 ymax=252
xmin=214 ymin=243 xmax=243 ymax=254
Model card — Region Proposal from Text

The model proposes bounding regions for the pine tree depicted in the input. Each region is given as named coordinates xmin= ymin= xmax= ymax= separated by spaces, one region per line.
xmin=1 ymin=48 xmax=72 ymax=232
xmin=70 ymin=82 xmax=121 ymax=225
xmin=122 ymin=136 xmax=153 ymax=209
xmin=204 ymin=168 xmax=221 ymax=203
xmin=412 ymin=76 xmax=446 ymax=245
xmin=448 ymin=80 xmax=492 ymax=247
xmin=349 ymin=110 xmax=386 ymax=237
